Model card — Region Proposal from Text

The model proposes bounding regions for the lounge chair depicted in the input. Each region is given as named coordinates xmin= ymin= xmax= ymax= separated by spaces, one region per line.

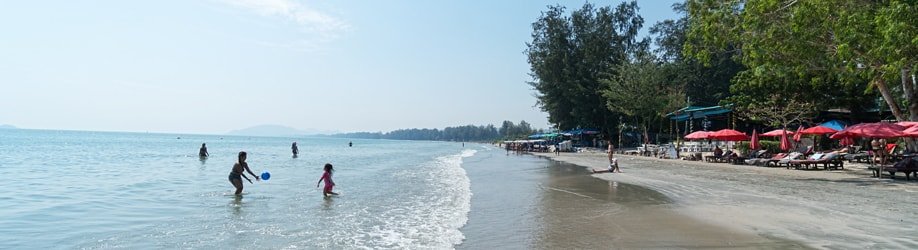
xmin=885 ymin=157 xmax=918 ymax=180
xmin=744 ymin=150 xmax=770 ymax=165
xmin=774 ymin=152 xmax=803 ymax=168
xmin=789 ymin=152 xmax=843 ymax=170
xmin=763 ymin=153 xmax=788 ymax=167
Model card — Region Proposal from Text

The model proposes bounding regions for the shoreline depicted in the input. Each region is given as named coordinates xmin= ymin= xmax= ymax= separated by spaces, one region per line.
xmin=531 ymin=150 xmax=918 ymax=249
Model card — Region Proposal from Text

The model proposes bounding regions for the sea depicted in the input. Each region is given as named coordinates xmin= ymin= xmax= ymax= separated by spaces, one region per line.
xmin=2 ymin=129 xmax=726 ymax=249
xmin=0 ymin=129 xmax=475 ymax=249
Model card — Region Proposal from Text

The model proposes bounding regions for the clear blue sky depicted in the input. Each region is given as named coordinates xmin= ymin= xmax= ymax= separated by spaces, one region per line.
xmin=0 ymin=0 xmax=680 ymax=134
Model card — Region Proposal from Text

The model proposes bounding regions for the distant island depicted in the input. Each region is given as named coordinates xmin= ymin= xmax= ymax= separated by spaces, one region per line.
xmin=227 ymin=124 xmax=336 ymax=137
xmin=0 ymin=124 xmax=17 ymax=129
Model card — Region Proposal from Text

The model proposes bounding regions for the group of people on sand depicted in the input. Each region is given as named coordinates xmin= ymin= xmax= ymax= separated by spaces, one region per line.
xmin=198 ymin=142 xmax=339 ymax=197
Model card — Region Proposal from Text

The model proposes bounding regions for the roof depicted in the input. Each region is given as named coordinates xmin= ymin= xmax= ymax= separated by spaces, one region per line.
xmin=667 ymin=105 xmax=731 ymax=121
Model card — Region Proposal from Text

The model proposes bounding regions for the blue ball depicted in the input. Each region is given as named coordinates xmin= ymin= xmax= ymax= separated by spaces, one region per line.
xmin=261 ymin=171 xmax=271 ymax=181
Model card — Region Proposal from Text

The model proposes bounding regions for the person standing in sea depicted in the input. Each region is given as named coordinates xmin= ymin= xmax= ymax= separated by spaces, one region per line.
xmin=316 ymin=163 xmax=338 ymax=197
xmin=292 ymin=142 xmax=299 ymax=157
xmin=229 ymin=151 xmax=260 ymax=195
xmin=199 ymin=143 xmax=209 ymax=157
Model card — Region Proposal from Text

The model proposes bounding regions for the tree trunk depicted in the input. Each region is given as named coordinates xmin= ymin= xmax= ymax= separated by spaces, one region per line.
xmin=875 ymin=77 xmax=907 ymax=121
xmin=901 ymin=67 xmax=918 ymax=152
xmin=903 ymin=67 xmax=918 ymax=121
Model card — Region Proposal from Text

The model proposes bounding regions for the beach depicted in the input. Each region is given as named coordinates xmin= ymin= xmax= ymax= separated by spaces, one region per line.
xmin=459 ymin=147 xmax=806 ymax=249
xmin=532 ymin=150 xmax=918 ymax=249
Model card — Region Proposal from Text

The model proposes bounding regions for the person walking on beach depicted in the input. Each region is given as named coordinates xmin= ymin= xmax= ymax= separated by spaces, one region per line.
xmin=292 ymin=142 xmax=299 ymax=157
xmin=317 ymin=163 xmax=338 ymax=197
xmin=229 ymin=151 xmax=259 ymax=195
xmin=199 ymin=143 xmax=209 ymax=157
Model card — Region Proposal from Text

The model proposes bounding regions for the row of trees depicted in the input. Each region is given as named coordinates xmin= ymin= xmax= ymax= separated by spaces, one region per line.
xmin=329 ymin=121 xmax=538 ymax=142
xmin=527 ymin=1 xmax=917 ymax=144
xmin=527 ymin=1 xmax=738 ymax=143
xmin=685 ymin=0 xmax=916 ymax=124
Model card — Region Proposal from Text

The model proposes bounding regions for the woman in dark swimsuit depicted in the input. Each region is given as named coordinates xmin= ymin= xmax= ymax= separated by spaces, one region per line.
xmin=229 ymin=151 xmax=259 ymax=195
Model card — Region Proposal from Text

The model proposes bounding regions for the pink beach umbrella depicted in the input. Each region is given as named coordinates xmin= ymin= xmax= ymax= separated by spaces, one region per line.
xmin=780 ymin=128 xmax=792 ymax=152
xmin=799 ymin=125 xmax=839 ymax=135
xmin=708 ymin=129 xmax=749 ymax=141
xmin=793 ymin=125 xmax=804 ymax=142
xmin=684 ymin=131 xmax=712 ymax=140
xmin=895 ymin=121 xmax=918 ymax=128
xmin=750 ymin=130 xmax=760 ymax=150
xmin=761 ymin=129 xmax=794 ymax=137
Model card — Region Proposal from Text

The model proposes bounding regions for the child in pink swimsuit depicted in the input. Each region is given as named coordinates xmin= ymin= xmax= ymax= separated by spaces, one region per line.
xmin=316 ymin=163 xmax=338 ymax=197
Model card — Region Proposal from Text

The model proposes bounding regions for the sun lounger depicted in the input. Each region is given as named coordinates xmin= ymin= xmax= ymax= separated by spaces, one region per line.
xmin=763 ymin=153 xmax=788 ymax=167
xmin=772 ymin=152 xmax=803 ymax=168
xmin=789 ymin=152 xmax=843 ymax=170
xmin=879 ymin=157 xmax=918 ymax=180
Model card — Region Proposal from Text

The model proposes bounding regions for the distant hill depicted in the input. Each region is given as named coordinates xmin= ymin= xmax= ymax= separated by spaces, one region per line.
xmin=227 ymin=124 xmax=336 ymax=137
xmin=0 ymin=124 xmax=17 ymax=129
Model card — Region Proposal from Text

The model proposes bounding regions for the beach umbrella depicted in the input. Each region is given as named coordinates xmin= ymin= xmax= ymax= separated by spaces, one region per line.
xmin=799 ymin=125 xmax=839 ymax=135
xmin=793 ymin=125 xmax=804 ymax=142
xmin=840 ymin=136 xmax=855 ymax=146
xmin=903 ymin=126 xmax=918 ymax=137
xmin=761 ymin=129 xmax=794 ymax=137
xmin=830 ymin=122 xmax=906 ymax=178
xmin=780 ymin=129 xmax=792 ymax=152
xmin=830 ymin=122 xmax=906 ymax=139
xmin=895 ymin=121 xmax=918 ymax=128
xmin=684 ymin=131 xmax=712 ymax=140
xmin=750 ymin=130 xmax=760 ymax=150
xmin=708 ymin=129 xmax=749 ymax=141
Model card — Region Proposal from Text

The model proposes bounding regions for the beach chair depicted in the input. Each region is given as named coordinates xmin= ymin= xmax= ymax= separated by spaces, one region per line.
xmin=886 ymin=157 xmax=918 ymax=180
xmin=743 ymin=150 xmax=769 ymax=165
xmin=775 ymin=152 xmax=803 ymax=168
xmin=790 ymin=152 xmax=842 ymax=170
xmin=763 ymin=153 xmax=788 ymax=167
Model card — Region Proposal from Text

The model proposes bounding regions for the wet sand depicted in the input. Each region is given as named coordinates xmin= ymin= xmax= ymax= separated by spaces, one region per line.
xmin=533 ymin=151 xmax=918 ymax=249
xmin=459 ymin=148 xmax=806 ymax=249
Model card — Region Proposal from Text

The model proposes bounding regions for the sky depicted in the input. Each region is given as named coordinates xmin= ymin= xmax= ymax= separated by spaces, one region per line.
xmin=0 ymin=0 xmax=680 ymax=134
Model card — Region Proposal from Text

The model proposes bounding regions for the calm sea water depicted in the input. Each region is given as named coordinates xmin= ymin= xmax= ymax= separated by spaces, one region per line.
xmin=0 ymin=129 xmax=472 ymax=249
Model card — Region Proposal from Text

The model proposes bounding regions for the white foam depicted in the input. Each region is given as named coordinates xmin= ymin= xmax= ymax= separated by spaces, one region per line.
xmin=357 ymin=149 xmax=476 ymax=249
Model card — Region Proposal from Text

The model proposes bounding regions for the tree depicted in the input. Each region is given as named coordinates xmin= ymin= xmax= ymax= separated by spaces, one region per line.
xmin=737 ymin=94 xmax=815 ymax=129
xmin=527 ymin=2 xmax=645 ymax=138
xmin=602 ymin=47 xmax=685 ymax=144
xmin=685 ymin=0 xmax=917 ymax=121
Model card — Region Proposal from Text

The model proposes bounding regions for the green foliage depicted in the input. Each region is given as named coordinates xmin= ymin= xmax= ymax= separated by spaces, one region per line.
xmin=684 ymin=0 xmax=913 ymax=119
xmin=527 ymin=2 xmax=645 ymax=137
xmin=601 ymin=48 xmax=685 ymax=136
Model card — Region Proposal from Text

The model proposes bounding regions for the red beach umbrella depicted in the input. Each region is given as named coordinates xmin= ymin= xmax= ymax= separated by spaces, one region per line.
xmin=830 ymin=122 xmax=906 ymax=139
xmin=684 ymin=131 xmax=712 ymax=140
xmin=793 ymin=125 xmax=804 ymax=142
xmin=895 ymin=121 xmax=918 ymax=128
xmin=799 ymin=125 xmax=839 ymax=135
xmin=761 ymin=129 xmax=794 ymax=137
xmin=750 ymin=130 xmax=760 ymax=150
xmin=840 ymin=136 xmax=855 ymax=146
xmin=903 ymin=126 xmax=918 ymax=137
xmin=708 ymin=129 xmax=749 ymax=141
xmin=780 ymin=129 xmax=792 ymax=152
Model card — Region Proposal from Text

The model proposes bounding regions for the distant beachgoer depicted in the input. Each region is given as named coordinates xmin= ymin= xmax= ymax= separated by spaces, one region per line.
xmin=348 ymin=141 xmax=353 ymax=147
xmin=229 ymin=151 xmax=260 ymax=195
xmin=713 ymin=145 xmax=723 ymax=158
xmin=199 ymin=143 xmax=209 ymax=157
xmin=462 ymin=142 xmax=465 ymax=147
xmin=317 ymin=163 xmax=338 ymax=197
xmin=292 ymin=142 xmax=299 ymax=157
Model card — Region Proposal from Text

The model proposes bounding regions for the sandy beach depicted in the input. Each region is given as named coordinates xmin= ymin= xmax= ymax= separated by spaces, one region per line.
xmin=532 ymin=151 xmax=918 ymax=249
